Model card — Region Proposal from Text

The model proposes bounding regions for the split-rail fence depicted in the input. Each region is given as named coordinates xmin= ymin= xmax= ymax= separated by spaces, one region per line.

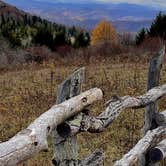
xmin=0 ymin=46 xmax=166 ymax=166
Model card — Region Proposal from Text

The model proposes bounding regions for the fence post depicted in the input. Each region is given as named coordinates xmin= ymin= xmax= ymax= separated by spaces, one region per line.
xmin=144 ymin=46 xmax=165 ymax=134
xmin=141 ymin=46 xmax=165 ymax=165
xmin=52 ymin=68 xmax=85 ymax=166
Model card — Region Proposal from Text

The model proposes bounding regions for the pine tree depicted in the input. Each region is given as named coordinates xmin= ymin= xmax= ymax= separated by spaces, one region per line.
xmin=136 ymin=28 xmax=146 ymax=45
xmin=148 ymin=12 xmax=166 ymax=39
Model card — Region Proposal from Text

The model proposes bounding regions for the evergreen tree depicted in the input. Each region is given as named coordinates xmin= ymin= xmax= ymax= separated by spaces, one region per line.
xmin=34 ymin=28 xmax=54 ymax=49
xmin=0 ymin=5 xmax=90 ymax=49
xmin=136 ymin=28 xmax=146 ymax=45
xmin=74 ymin=31 xmax=90 ymax=48
xmin=148 ymin=12 xmax=166 ymax=39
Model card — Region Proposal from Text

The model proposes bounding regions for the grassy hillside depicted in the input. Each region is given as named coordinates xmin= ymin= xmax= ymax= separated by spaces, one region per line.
xmin=1 ymin=58 xmax=166 ymax=165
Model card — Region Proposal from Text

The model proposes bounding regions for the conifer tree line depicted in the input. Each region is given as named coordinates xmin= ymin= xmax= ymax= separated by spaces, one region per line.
xmin=136 ymin=12 xmax=166 ymax=45
xmin=0 ymin=12 xmax=90 ymax=49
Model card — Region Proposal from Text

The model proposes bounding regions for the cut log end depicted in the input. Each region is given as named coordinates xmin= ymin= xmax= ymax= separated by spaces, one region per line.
xmin=57 ymin=123 xmax=71 ymax=138
xmin=156 ymin=110 xmax=166 ymax=126
xmin=148 ymin=148 xmax=163 ymax=162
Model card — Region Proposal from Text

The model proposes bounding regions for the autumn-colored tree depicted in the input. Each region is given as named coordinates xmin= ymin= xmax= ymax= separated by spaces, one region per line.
xmin=91 ymin=20 xmax=118 ymax=45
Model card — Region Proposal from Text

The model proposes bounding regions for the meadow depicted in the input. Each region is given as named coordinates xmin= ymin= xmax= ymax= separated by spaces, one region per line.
xmin=1 ymin=55 xmax=166 ymax=165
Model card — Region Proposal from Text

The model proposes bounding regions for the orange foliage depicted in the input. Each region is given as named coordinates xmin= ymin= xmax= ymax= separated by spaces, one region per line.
xmin=91 ymin=20 xmax=118 ymax=45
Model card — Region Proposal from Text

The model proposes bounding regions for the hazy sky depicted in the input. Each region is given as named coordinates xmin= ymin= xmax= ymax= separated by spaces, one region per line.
xmin=34 ymin=0 xmax=166 ymax=8
xmin=97 ymin=0 xmax=165 ymax=7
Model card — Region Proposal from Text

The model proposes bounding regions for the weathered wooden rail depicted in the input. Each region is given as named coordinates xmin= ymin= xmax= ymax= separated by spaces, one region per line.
xmin=0 ymin=46 xmax=166 ymax=166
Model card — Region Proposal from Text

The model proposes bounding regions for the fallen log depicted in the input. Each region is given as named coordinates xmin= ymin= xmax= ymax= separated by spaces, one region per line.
xmin=114 ymin=126 xmax=166 ymax=166
xmin=0 ymin=88 xmax=103 ymax=166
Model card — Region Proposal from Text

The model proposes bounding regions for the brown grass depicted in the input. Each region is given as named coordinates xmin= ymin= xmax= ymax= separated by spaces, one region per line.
xmin=0 ymin=56 xmax=166 ymax=165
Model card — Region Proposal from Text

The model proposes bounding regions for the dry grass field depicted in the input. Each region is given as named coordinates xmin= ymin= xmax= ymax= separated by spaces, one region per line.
xmin=1 ymin=56 xmax=166 ymax=165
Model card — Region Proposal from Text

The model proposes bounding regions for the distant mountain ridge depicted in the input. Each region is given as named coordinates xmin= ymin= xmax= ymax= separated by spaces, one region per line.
xmin=0 ymin=0 xmax=90 ymax=50
xmin=4 ymin=0 xmax=164 ymax=32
